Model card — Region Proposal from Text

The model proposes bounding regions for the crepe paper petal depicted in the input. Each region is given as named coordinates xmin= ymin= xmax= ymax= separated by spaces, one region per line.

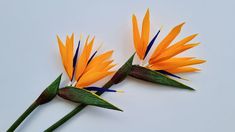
xmin=57 ymin=36 xmax=66 ymax=65
xmin=157 ymin=70 xmax=188 ymax=80
xmin=7 ymin=74 xmax=62 ymax=132
xmin=129 ymin=65 xmax=194 ymax=90
xmin=104 ymin=64 xmax=116 ymax=71
xmin=132 ymin=14 xmax=142 ymax=59
xmin=85 ymin=50 xmax=113 ymax=72
xmin=36 ymin=74 xmax=62 ymax=104
xmin=73 ymin=40 xmax=80 ymax=68
xmin=76 ymin=71 xmax=114 ymax=88
xmin=140 ymin=9 xmax=150 ymax=59
xmin=167 ymin=67 xmax=200 ymax=73
xmin=58 ymin=87 xmax=122 ymax=111
xmin=74 ymin=36 xmax=94 ymax=81
xmin=163 ymin=34 xmax=198 ymax=53
xmin=86 ymin=60 xmax=114 ymax=74
xmin=57 ymin=34 xmax=74 ymax=80
xmin=109 ymin=53 xmax=135 ymax=84
xmin=65 ymin=34 xmax=74 ymax=79
xmin=150 ymin=58 xmax=206 ymax=70
xmin=132 ymin=9 xmax=151 ymax=60
xmin=153 ymin=43 xmax=200 ymax=63
xmin=57 ymin=36 xmax=68 ymax=73
xmin=144 ymin=29 xmax=161 ymax=59
xmin=150 ymin=22 xmax=185 ymax=63
xmin=84 ymin=87 xmax=121 ymax=93
xmin=87 ymin=50 xmax=97 ymax=64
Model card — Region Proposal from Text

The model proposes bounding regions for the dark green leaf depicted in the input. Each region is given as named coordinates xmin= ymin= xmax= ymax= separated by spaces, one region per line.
xmin=36 ymin=74 xmax=62 ymax=104
xmin=129 ymin=65 xmax=194 ymax=90
xmin=58 ymin=87 xmax=122 ymax=111
xmin=109 ymin=53 xmax=135 ymax=84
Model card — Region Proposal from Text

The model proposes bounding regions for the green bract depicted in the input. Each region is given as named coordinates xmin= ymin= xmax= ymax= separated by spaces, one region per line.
xmin=129 ymin=65 xmax=194 ymax=90
xmin=36 ymin=74 xmax=62 ymax=104
xmin=58 ymin=87 xmax=122 ymax=111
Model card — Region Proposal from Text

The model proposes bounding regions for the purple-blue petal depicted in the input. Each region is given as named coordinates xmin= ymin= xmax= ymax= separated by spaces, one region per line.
xmin=84 ymin=87 xmax=117 ymax=92
xmin=87 ymin=51 xmax=97 ymax=65
xmin=73 ymin=40 xmax=80 ymax=68
xmin=71 ymin=40 xmax=80 ymax=81
xmin=157 ymin=70 xmax=183 ymax=79
xmin=144 ymin=29 xmax=161 ymax=59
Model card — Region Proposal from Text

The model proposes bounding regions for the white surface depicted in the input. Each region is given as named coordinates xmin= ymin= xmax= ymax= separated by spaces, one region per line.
xmin=0 ymin=0 xmax=235 ymax=132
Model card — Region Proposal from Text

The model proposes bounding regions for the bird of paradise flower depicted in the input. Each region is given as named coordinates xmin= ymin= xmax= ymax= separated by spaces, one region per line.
xmin=131 ymin=9 xmax=205 ymax=80
xmin=44 ymin=9 xmax=206 ymax=131
xmin=57 ymin=33 xmax=124 ymax=92
xmin=7 ymin=33 xmax=125 ymax=132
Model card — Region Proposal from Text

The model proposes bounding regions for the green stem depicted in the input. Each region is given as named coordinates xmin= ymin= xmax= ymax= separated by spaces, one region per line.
xmin=44 ymin=80 xmax=114 ymax=132
xmin=7 ymin=101 xmax=39 ymax=132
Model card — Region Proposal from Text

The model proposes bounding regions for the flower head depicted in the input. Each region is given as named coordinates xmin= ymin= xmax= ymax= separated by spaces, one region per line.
xmin=57 ymin=33 xmax=115 ymax=88
xmin=132 ymin=9 xmax=205 ymax=74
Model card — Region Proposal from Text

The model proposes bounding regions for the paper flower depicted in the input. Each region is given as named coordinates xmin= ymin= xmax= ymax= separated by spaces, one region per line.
xmin=8 ymin=33 xmax=126 ymax=132
xmin=132 ymin=9 xmax=205 ymax=75
xmin=57 ymin=33 xmax=116 ymax=88
xmin=45 ymin=36 xmax=135 ymax=132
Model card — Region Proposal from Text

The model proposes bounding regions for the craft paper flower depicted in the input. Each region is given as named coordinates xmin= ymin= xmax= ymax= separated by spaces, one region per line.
xmin=132 ymin=9 xmax=205 ymax=75
xmin=8 ymin=33 xmax=124 ymax=131
xmin=57 ymin=33 xmax=116 ymax=88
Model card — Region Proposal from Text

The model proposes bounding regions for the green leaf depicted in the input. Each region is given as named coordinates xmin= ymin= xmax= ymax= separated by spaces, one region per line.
xmin=36 ymin=74 xmax=62 ymax=104
xmin=129 ymin=65 xmax=194 ymax=90
xmin=110 ymin=53 xmax=135 ymax=84
xmin=58 ymin=87 xmax=123 ymax=111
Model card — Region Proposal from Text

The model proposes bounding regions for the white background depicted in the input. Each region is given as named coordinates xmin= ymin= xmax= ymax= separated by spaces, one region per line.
xmin=0 ymin=0 xmax=234 ymax=132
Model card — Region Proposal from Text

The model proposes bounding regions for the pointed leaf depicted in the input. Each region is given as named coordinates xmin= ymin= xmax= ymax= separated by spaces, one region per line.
xmin=58 ymin=87 xmax=122 ymax=111
xmin=109 ymin=53 xmax=135 ymax=84
xmin=129 ymin=65 xmax=194 ymax=90
xmin=36 ymin=74 xmax=62 ymax=104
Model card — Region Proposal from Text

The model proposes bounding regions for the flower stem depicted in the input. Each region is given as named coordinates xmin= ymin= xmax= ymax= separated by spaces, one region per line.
xmin=7 ymin=101 xmax=39 ymax=132
xmin=44 ymin=80 xmax=114 ymax=132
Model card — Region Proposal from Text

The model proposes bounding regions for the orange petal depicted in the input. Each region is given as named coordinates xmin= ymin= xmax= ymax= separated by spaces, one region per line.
xmin=76 ymin=71 xmax=114 ymax=87
xmin=164 ymin=34 xmax=198 ymax=52
xmin=140 ymin=9 xmax=150 ymax=59
xmin=104 ymin=64 xmax=116 ymax=71
xmin=152 ymin=43 xmax=200 ymax=63
xmin=86 ymin=50 xmax=113 ymax=72
xmin=57 ymin=35 xmax=66 ymax=66
xmin=85 ymin=60 xmax=114 ymax=74
xmin=166 ymin=67 xmax=200 ymax=73
xmin=150 ymin=59 xmax=206 ymax=70
xmin=74 ymin=36 xmax=94 ymax=81
xmin=57 ymin=35 xmax=72 ymax=77
xmin=132 ymin=14 xmax=142 ymax=59
xmin=65 ymin=34 xmax=74 ymax=79
xmin=150 ymin=22 xmax=185 ymax=63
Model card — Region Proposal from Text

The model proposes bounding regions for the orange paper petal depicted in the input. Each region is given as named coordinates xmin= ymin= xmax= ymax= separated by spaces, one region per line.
xmin=150 ymin=22 xmax=185 ymax=63
xmin=140 ymin=9 xmax=150 ymax=59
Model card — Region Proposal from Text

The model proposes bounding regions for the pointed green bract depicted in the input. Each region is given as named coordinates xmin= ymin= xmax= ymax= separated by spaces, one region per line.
xmin=110 ymin=53 xmax=135 ymax=84
xmin=129 ymin=65 xmax=194 ymax=90
xmin=58 ymin=87 xmax=122 ymax=111
xmin=36 ymin=74 xmax=62 ymax=104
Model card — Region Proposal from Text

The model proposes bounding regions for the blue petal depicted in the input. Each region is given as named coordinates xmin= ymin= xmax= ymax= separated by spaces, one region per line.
xmin=87 ymin=50 xmax=97 ymax=64
xmin=73 ymin=40 xmax=80 ymax=68
xmin=84 ymin=87 xmax=117 ymax=92
xmin=71 ymin=40 xmax=80 ymax=81
xmin=144 ymin=29 xmax=161 ymax=59
xmin=157 ymin=70 xmax=183 ymax=79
